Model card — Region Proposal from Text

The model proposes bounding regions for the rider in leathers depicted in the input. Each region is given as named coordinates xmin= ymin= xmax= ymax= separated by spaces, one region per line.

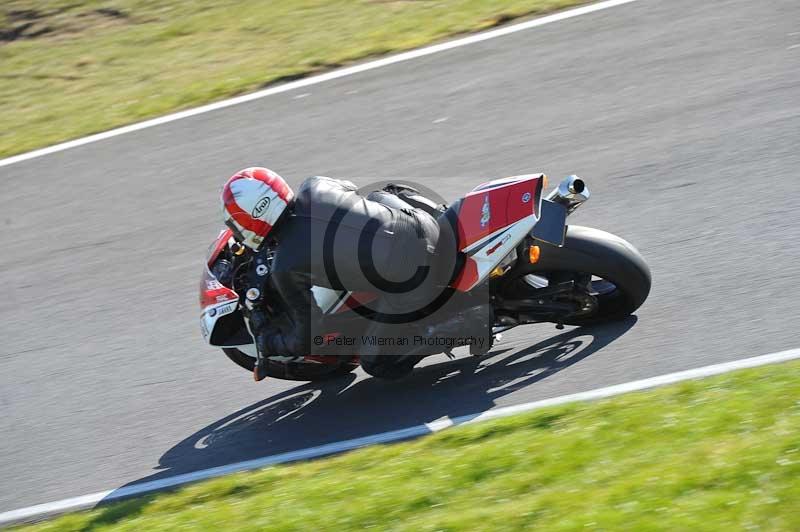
xmin=221 ymin=168 xmax=454 ymax=381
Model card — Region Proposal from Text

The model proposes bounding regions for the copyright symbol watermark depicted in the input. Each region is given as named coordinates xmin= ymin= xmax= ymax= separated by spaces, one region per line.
xmin=313 ymin=335 xmax=324 ymax=346
xmin=317 ymin=179 xmax=461 ymax=326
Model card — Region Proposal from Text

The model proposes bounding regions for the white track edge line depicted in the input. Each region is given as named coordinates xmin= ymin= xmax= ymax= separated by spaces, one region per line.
xmin=0 ymin=0 xmax=640 ymax=169
xmin=2 ymin=346 xmax=799 ymax=526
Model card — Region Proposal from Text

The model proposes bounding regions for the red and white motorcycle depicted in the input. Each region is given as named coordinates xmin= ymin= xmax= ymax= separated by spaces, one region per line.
xmin=200 ymin=175 xmax=651 ymax=381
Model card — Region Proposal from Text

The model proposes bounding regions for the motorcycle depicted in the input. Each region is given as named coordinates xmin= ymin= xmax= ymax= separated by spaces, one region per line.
xmin=199 ymin=174 xmax=651 ymax=381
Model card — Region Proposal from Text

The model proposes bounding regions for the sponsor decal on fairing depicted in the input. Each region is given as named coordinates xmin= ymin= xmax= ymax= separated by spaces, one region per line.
xmin=480 ymin=194 xmax=491 ymax=228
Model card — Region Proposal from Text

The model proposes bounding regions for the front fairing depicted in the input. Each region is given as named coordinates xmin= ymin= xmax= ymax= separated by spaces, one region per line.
xmin=199 ymin=229 xmax=251 ymax=346
xmin=199 ymin=265 xmax=244 ymax=345
xmin=206 ymin=228 xmax=234 ymax=267
xmin=199 ymin=228 xmax=362 ymax=347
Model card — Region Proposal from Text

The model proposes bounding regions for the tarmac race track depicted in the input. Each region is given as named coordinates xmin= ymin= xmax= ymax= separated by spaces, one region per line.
xmin=1 ymin=0 xmax=799 ymax=512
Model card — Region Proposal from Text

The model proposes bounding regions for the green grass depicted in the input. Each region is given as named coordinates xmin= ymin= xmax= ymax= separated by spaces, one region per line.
xmin=17 ymin=360 xmax=800 ymax=531
xmin=0 ymin=0 xmax=587 ymax=158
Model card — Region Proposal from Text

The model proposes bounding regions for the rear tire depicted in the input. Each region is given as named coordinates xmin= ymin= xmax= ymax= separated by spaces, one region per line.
xmin=509 ymin=225 xmax=651 ymax=325
xmin=222 ymin=348 xmax=358 ymax=381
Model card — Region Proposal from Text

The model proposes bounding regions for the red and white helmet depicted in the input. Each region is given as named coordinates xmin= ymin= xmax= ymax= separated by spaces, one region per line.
xmin=221 ymin=167 xmax=294 ymax=250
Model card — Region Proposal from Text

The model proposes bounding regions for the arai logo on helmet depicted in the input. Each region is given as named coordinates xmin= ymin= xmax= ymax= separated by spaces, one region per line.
xmin=251 ymin=196 xmax=271 ymax=218
xmin=522 ymin=192 xmax=531 ymax=203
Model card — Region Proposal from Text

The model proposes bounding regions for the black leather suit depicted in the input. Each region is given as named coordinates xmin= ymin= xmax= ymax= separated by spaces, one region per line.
xmin=242 ymin=176 xmax=446 ymax=378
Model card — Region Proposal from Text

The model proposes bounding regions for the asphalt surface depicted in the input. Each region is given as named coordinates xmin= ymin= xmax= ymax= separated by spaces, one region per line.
xmin=2 ymin=0 xmax=799 ymax=513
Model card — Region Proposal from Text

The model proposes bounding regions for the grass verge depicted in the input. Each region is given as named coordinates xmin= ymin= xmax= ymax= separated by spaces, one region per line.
xmin=0 ymin=0 xmax=588 ymax=159
xmin=16 ymin=360 xmax=800 ymax=530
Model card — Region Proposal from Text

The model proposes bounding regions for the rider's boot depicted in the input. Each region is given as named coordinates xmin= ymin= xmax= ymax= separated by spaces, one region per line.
xmin=253 ymin=351 xmax=268 ymax=381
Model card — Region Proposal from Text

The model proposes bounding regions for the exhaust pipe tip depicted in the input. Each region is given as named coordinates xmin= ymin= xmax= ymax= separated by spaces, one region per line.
xmin=569 ymin=177 xmax=585 ymax=195
xmin=546 ymin=175 xmax=590 ymax=213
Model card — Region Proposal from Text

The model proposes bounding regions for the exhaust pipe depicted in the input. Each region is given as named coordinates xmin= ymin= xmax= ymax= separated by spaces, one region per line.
xmin=545 ymin=175 xmax=590 ymax=214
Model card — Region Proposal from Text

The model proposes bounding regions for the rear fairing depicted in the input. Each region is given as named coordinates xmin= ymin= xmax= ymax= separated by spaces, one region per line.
xmin=451 ymin=174 xmax=545 ymax=291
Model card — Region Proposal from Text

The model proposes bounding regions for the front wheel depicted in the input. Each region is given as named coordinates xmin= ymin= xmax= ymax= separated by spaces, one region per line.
xmin=502 ymin=225 xmax=651 ymax=326
xmin=222 ymin=348 xmax=358 ymax=381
